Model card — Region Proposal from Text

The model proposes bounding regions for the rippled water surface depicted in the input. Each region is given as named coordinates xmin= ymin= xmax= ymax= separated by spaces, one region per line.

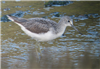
xmin=1 ymin=1 xmax=100 ymax=69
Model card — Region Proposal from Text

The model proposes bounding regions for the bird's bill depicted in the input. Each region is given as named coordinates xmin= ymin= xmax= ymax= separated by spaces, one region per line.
xmin=71 ymin=24 xmax=83 ymax=35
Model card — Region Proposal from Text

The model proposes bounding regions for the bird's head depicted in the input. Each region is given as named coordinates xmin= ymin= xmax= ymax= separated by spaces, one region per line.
xmin=61 ymin=16 xmax=83 ymax=35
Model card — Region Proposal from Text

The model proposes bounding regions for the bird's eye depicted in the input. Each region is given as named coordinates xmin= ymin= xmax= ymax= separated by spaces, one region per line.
xmin=68 ymin=20 xmax=70 ymax=22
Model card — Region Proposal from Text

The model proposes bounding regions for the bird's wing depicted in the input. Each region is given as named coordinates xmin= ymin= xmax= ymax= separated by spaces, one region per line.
xmin=25 ymin=19 xmax=50 ymax=34
xmin=7 ymin=15 xmax=56 ymax=34
xmin=25 ymin=18 xmax=58 ymax=34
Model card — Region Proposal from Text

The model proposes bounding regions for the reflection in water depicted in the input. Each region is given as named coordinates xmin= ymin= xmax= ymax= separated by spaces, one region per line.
xmin=29 ymin=50 xmax=100 ymax=69
xmin=1 ymin=4 xmax=100 ymax=69
xmin=1 ymin=17 xmax=100 ymax=68
xmin=0 ymin=14 xmax=100 ymax=69
xmin=1 ymin=24 xmax=100 ymax=69
xmin=1 ymin=40 xmax=100 ymax=69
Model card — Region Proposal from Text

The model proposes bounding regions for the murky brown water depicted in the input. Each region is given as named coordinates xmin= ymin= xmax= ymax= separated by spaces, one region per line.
xmin=1 ymin=1 xmax=100 ymax=69
xmin=1 ymin=17 xmax=100 ymax=69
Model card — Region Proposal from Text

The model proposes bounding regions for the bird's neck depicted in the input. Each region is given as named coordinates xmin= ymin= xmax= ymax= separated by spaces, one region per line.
xmin=56 ymin=20 xmax=66 ymax=34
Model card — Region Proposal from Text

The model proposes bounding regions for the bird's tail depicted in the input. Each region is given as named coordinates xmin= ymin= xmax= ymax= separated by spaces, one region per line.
xmin=7 ymin=15 xmax=16 ymax=21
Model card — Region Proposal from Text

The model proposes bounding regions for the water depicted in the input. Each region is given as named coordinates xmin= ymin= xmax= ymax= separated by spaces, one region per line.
xmin=1 ymin=2 xmax=100 ymax=69
xmin=1 ymin=16 xmax=100 ymax=68
xmin=15 ymin=0 xmax=21 ymax=2
xmin=44 ymin=1 xmax=74 ymax=7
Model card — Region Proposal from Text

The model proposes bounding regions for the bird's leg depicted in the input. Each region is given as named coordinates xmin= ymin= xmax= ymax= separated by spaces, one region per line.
xmin=35 ymin=41 xmax=42 ymax=61
xmin=62 ymin=34 xmax=65 ymax=36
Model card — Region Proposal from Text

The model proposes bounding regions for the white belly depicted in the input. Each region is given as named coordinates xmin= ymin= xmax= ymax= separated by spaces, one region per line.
xmin=16 ymin=23 xmax=63 ymax=41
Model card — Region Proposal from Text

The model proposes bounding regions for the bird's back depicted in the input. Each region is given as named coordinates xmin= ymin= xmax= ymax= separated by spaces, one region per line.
xmin=7 ymin=15 xmax=58 ymax=34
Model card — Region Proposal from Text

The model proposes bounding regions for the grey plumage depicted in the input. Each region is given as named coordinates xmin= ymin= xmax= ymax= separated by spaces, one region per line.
xmin=8 ymin=16 xmax=59 ymax=34
xmin=7 ymin=15 xmax=83 ymax=41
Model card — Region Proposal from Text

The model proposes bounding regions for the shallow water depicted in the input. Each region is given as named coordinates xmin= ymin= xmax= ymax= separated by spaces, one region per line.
xmin=1 ymin=17 xmax=100 ymax=69
xmin=1 ymin=1 xmax=100 ymax=69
